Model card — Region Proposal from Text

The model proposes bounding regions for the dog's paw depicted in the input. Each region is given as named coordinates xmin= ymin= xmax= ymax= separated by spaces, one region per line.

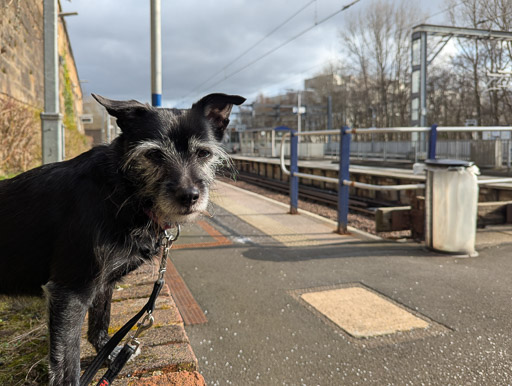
xmin=107 ymin=344 xmax=141 ymax=364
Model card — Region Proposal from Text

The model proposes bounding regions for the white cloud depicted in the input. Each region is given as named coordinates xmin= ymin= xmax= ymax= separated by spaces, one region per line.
xmin=61 ymin=0 xmax=447 ymax=107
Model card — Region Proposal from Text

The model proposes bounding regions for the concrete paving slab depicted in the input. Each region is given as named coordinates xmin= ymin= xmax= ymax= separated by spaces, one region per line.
xmin=108 ymin=307 xmax=183 ymax=334
xmin=212 ymin=182 xmax=360 ymax=246
xmin=121 ymin=370 xmax=206 ymax=385
xmin=110 ymin=295 xmax=172 ymax=317
xmin=112 ymin=282 xmax=172 ymax=302
xmin=171 ymin=181 xmax=512 ymax=385
xmin=476 ymin=224 xmax=512 ymax=247
xmin=301 ymin=286 xmax=429 ymax=338
xmin=82 ymin=342 xmax=198 ymax=383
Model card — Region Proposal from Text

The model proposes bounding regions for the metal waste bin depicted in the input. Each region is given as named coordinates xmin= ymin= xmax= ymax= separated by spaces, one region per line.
xmin=424 ymin=159 xmax=480 ymax=257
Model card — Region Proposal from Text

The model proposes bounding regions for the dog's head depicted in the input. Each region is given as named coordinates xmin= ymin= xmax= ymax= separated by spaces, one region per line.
xmin=92 ymin=93 xmax=245 ymax=228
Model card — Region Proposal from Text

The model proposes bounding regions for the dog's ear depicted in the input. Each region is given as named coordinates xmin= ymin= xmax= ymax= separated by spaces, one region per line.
xmin=92 ymin=94 xmax=153 ymax=137
xmin=192 ymin=93 xmax=246 ymax=141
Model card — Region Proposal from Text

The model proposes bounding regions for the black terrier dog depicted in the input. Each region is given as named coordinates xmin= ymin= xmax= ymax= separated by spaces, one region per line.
xmin=0 ymin=92 xmax=245 ymax=385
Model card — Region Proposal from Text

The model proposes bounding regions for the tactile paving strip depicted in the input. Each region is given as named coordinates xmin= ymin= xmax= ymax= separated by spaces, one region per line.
xmin=165 ymin=259 xmax=208 ymax=326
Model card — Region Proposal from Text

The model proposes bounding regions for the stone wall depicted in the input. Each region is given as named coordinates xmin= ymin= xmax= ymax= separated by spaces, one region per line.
xmin=0 ymin=0 xmax=44 ymax=107
xmin=0 ymin=0 xmax=83 ymax=131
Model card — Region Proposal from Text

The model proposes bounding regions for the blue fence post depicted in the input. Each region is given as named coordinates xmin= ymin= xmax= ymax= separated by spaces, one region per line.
xmin=337 ymin=126 xmax=351 ymax=234
xmin=427 ymin=124 xmax=438 ymax=160
xmin=289 ymin=129 xmax=299 ymax=214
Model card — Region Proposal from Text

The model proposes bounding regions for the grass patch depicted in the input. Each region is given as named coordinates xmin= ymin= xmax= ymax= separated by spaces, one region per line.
xmin=0 ymin=296 xmax=48 ymax=385
xmin=0 ymin=173 xmax=17 ymax=181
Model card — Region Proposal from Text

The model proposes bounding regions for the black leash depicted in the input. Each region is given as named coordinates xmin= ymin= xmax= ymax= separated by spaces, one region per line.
xmin=80 ymin=226 xmax=180 ymax=386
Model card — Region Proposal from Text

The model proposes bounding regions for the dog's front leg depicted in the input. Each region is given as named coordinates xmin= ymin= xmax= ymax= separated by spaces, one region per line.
xmin=87 ymin=282 xmax=115 ymax=352
xmin=45 ymin=281 xmax=90 ymax=386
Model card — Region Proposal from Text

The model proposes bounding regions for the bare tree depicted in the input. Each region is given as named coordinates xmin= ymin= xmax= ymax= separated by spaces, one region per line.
xmin=444 ymin=0 xmax=512 ymax=126
xmin=339 ymin=0 xmax=423 ymax=128
xmin=448 ymin=0 xmax=487 ymax=126
xmin=480 ymin=0 xmax=512 ymax=125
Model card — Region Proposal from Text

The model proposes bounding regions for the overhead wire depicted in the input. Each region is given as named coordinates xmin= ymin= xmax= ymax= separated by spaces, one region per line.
xmin=183 ymin=0 xmax=317 ymax=100
xmin=184 ymin=0 xmax=361 ymax=101
xmin=180 ymin=0 xmax=464 ymax=105
xmin=251 ymin=2 xmax=466 ymax=98
xmin=203 ymin=0 xmax=361 ymax=92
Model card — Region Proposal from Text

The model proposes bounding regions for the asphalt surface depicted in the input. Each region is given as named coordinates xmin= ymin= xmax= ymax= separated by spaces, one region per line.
xmin=171 ymin=193 xmax=512 ymax=385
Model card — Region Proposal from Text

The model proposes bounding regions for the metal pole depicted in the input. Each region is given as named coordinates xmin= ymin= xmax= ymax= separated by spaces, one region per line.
xmin=419 ymin=31 xmax=428 ymax=152
xmin=271 ymin=129 xmax=276 ymax=158
xmin=508 ymin=140 xmax=511 ymax=169
xmin=327 ymin=95 xmax=333 ymax=154
xmin=337 ymin=126 xmax=351 ymax=234
xmin=41 ymin=0 xmax=63 ymax=164
xmin=106 ymin=113 xmax=111 ymax=143
xmin=327 ymin=95 xmax=333 ymax=131
xmin=427 ymin=124 xmax=438 ymax=160
xmin=289 ymin=130 xmax=299 ymax=214
xmin=297 ymin=92 xmax=301 ymax=137
xmin=150 ymin=0 xmax=162 ymax=107
xmin=101 ymin=108 xmax=106 ymax=143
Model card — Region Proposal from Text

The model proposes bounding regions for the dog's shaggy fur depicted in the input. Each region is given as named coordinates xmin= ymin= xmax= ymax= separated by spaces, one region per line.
xmin=0 ymin=93 xmax=245 ymax=385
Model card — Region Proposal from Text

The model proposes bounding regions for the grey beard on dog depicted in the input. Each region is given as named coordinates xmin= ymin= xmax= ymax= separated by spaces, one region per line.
xmin=0 ymin=92 xmax=245 ymax=385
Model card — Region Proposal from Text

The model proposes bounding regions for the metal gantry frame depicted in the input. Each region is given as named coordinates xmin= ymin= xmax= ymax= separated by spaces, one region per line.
xmin=279 ymin=125 xmax=512 ymax=234
xmin=485 ymin=70 xmax=512 ymax=92
xmin=410 ymin=24 xmax=512 ymax=128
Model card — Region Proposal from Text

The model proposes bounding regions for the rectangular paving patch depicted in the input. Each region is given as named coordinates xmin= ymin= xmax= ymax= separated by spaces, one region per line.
xmin=301 ymin=286 xmax=429 ymax=338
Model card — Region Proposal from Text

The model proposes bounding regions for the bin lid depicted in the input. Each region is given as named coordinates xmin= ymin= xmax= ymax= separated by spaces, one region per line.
xmin=424 ymin=159 xmax=474 ymax=168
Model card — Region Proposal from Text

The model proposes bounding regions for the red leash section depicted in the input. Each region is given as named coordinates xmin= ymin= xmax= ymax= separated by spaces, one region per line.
xmin=95 ymin=337 xmax=139 ymax=386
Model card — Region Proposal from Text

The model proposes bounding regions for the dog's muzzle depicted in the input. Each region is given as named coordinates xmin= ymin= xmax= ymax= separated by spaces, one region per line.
xmin=144 ymin=209 xmax=175 ymax=230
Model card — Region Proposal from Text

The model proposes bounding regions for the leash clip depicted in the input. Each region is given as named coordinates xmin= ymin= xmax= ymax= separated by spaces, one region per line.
xmin=129 ymin=313 xmax=154 ymax=349
xmin=159 ymin=225 xmax=180 ymax=280
xmin=164 ymin=224 xmax=181 ymax=243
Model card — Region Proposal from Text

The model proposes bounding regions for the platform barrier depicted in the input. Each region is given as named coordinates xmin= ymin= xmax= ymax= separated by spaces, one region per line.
xmin=279 ymin=125 xmax=512 ymax=234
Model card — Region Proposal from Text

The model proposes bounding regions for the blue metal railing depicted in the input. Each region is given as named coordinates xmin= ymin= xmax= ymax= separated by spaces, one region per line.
xmin=279 ymin=124 xmax=512 ymax=234
xmin=337 ymin=126 xmax=351 ymax=234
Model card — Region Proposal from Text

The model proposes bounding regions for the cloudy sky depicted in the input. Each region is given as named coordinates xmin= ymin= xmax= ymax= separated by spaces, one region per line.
xmin=61 ymin=0 xmax=447 ymax=108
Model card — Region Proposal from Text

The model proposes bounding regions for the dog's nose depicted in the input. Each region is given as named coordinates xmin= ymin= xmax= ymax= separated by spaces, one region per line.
xmin=177 ymin=186 xmax=200 ymax=207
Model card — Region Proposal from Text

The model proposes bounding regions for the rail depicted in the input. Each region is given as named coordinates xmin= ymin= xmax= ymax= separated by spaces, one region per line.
xmin=279 ymin=125 xmax=512 ymax=233
xmin=477 ymin=178 xmax=512 ymax=185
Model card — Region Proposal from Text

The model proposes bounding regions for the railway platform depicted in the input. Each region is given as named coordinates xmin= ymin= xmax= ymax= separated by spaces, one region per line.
xmin=166 ymin=181 xmax=512 ymax=385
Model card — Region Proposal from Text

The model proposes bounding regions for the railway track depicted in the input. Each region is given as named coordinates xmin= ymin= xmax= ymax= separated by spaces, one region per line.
xmin=226 ymin=172 xmax=394 ymax=216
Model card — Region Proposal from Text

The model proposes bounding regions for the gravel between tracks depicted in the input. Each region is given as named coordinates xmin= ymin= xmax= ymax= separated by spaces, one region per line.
xmin=218 ymin=177 xmax=412 ymax=241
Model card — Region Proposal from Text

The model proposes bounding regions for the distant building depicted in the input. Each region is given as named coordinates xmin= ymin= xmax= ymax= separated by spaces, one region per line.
xmin=242 ymin=74 xmax=346 ymax=132
xmin=82 ymin=97 xmax=120 ymax=145
xmin=304 ymin=73 xmax=343 ymax=104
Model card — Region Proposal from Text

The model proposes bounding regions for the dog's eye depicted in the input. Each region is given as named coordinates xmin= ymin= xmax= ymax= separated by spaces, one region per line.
xmin=196 ymin=149 xmax=211 ymax=159
xmin=145 ymin=149 xmax=165 ymax=163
